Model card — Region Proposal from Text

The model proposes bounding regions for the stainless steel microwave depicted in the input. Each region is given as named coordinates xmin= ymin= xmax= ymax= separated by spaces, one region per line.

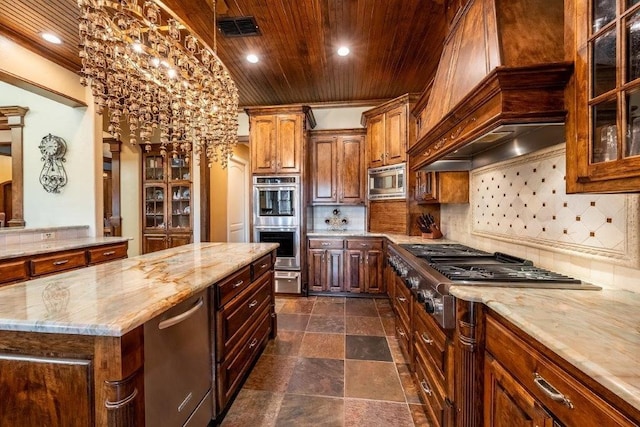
xmin=368 ymin=163 xmax=406 ymax=200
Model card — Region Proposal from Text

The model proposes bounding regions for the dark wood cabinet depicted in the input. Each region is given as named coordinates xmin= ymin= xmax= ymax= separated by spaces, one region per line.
xmin=0 ymin=241 xmax=129 ymax=287
xmin=309 ymin=129 xmax=366 ymax=205
xmin=308 ymin=239 xmax=344 ymax=292
xmin=213 ymin=254 xmax=275 ymax=413
xmin=142 ymin=149 xmax=192 ymax=254
xmin=484 ymin=355 xmax=555 ymax=427
xmin=362 ymin=94 xmax=417 ymax=169
xmin=566 ymin=0 xmax=640 ymax=193
xmin=483 ymin=313 xmax=638 ymax=427
xmin=343 ymin=238 xmax=384 ymax=294
xmin=415 ymin=171 xmax=469 ymax=204
xmin=247 ymin=106 xmax=315 ymax=175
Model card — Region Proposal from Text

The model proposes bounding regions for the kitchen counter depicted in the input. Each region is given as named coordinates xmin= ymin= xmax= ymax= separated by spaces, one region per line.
xmin=0 ymin=236 xmax=130 ymax=260
xmin=450 ymin=286 xmax=640 ymax=414
xmin=307 ymin=230 xmax=457 ymax=245
xmin=0 ymin=242 xmax=278 ymax=336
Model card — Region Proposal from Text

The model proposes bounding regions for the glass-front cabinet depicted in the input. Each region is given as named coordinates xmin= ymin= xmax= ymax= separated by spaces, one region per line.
xmin=142 ymin=150 xmax=192 ymax=253
xmin=567 ymin=0 xmax=640 ymax=192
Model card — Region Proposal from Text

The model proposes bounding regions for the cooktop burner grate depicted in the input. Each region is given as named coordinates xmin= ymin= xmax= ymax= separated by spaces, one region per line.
xmin=431 ymin=264 xmax=582 ymax=283
xmin=399 ymin=243 xmax=490 ymax=258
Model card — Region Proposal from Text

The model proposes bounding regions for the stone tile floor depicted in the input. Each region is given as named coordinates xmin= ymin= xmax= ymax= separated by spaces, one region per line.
xmin=219 ymin=296 xmax=430 ymax=427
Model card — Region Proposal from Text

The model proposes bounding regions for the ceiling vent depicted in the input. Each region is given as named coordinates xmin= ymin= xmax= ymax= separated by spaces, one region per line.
xmin=217 ymin=17 xmax=260 ymax=37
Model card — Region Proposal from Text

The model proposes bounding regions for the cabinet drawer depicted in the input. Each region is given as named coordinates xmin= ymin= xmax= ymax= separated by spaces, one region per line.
xmin=486 ymin=315 xmax=635 ymax=427
xmin=251 ymin=253 xmax=272 ymax=279
xmin=87 ymin=243 xmax=128 ymax=264
xmin=346 ymin=238 xmax=383 ymax=250
xmin=413 ymin=303 xmax=447 ymax=376
xmin=30 ymin=250 xmax=87 ymax=277
xmin=393 ymin=276 xmax=411 ymax=327
xmin=217 ymin=308 xmax=271 ymax=410
xmin=215 ymin=266 xmax=251 ymax=308
xmin=308 ymin=239 xmax=344 ymax=249
xmin=0 ymin=259 xmax=29 ymax=285
xmin=216 ymin=273 xmax=272 ymax=361
xmin=413 ymin=351 xmax=445 ymax=427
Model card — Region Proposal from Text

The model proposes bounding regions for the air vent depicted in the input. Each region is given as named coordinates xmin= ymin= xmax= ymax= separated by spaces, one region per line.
xmin=217 ymin=17 xmax=260 ymax=37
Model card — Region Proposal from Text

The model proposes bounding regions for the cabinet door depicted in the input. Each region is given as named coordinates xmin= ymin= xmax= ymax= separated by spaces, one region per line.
xmin=416 ymin=171 xmax=437 ymax=202
xmin=364 ymin=249 xmax=384 ymax=293
xmin=168 ymin=234 xmax=192 ymax=248
xmin=0 ymin=355 xmax=93 ymax=427
xmin=144 ymin=185 xmax=167 ymax=231
xmin=385 ymin=105 xmax=407 ymax=165
xmin=344 ymin=249 xmax=363 ymax=293
xmin=338 ymin=134 xmax=365 ymax=204
xmin=484 ymin=355 xmax=555 ymax=427
xmin=308 ymin=249 xmax=326 ymax=292
xmin=169 ymin=184 xmax=191 ymax=231
xmin=276 ymin=114 xmax=301 ymax=173
xmin=251 ymin=115 xmax=276 ymax=174
xmin=143 ymin=234 xmax=167 ymax=253
xmin=326 ymin=249 xmax=344 ymax=292
xmin=311 ymin=136 xmax=338 ymax=203
xmin=566 ymin=1 xmax=640 ymax=192
xmin=368 ymin=115 xmax=386 ymax=168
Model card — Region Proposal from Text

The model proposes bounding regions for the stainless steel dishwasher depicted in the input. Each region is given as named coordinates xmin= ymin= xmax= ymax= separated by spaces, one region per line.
xmin=144 ymin=290 xmax=213 ymax=426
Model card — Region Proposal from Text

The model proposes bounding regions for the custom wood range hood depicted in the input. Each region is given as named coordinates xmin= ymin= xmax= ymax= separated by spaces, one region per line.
xmin=408 ymin=0 xmax=574 ymax=171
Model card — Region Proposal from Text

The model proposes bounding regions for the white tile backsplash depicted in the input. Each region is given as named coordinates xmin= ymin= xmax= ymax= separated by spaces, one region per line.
xmin=311 ymin=205 xmax=366 ymax=231
xmin=442 ymin=143 xmax=640 ymax=291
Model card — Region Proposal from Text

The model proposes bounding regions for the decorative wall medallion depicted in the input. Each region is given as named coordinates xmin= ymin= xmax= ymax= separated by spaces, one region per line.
xmin=38 ymin=133 xmax=68 ymax=193
xmin=471 ymin=144 xmax=640 ymax=267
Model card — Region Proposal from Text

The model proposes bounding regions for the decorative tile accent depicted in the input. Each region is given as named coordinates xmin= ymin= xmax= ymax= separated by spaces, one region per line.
xmin=471 ymin=145 xmax=640 ymax=267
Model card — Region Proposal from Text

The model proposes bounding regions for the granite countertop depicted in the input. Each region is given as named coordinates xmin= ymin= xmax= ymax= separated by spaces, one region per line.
xmin=450 ymin=286 xmax=640 ymax=414
xmin=306 ymin=230 xmax=457 ymax=245
xmin=0 ymin=242 xmax=278 ymax=337
xmin=0 ymin=236 xmax=131 ymax=260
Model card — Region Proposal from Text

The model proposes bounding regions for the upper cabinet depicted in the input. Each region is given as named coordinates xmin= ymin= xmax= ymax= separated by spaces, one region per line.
xmin=246 ymin=105 xmax=315 ymax=175
xmin=309 ymin=129 xmax=366 ymax=205
xmin=408 ymin=0 xmax=572 ymax=171
xmin=566 ymin=0 xmax=640 ymax=193
xmin=362 ymin=94 xmax=418 ymax=169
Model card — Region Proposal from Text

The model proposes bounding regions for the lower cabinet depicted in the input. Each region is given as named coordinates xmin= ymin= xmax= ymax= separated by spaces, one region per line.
xmin=307 ymin=237 xmax=384 ymax=294
xmin=484 ymin=312 xmax=638 ymax=427
xmin=213 ymin=252 xmax=276 ymax=415
xmin=143 ymin=233 xmax=191 ymax=254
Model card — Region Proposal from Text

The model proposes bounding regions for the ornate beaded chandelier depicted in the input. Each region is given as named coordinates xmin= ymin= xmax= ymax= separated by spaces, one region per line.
xmin=77 ymin=0 xmax=239 ymax=167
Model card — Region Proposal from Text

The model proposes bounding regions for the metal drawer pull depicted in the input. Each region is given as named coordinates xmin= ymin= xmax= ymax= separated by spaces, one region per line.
xmin=260 ymin=263 xmax=268 ymax=268
xmin=533 ymin=373 xmax=574 ymax=409
xmin=158 ymin=298 xmax=204 ymax=329
xmin=421 ymin=333 xmax=434 ymax=345
xmin=105 ymin=388 xmax=138 ymax=409
xmin=396 ymin=296 xmax=407 ymax=303
xmin=103 ymin=251 xmax=116 ymax=256
xmin=321 ymin=242 xmax=330 ymax=246
xmin=396 ymin=327 xmax=406 ymax=337
xmin=248 ymin=299 xmax=258 ymax=308
xmin=233 ymin=280 xmax=244 ymax=288
xmin=53 ymin=260 xmax=69 ymax=266
xmin=249 ymin=338 xmax=258 ymax=349
xmin=420 ymin=380 xmax=433 ymax=396
xmin=360 ymin=243 xmax=368 ymax=247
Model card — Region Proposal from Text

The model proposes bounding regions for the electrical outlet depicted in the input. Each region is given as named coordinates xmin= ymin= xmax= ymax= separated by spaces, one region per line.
xmin=41 ymin=232 xmax=55 ymax=240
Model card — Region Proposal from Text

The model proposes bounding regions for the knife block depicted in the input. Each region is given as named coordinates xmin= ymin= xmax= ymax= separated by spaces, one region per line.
xmin=421 ymin=229 xmax=443 ymax=239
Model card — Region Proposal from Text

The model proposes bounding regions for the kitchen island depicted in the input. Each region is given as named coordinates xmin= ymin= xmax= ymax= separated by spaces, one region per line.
xmin=0 ymin=242 xmax=278 ymax=426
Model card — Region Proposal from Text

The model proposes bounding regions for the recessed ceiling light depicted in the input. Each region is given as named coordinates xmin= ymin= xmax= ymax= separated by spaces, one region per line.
xmin=41 ymin=33 xmax=62 ymax=44
xmin=337 ymin=46 xmax=350 ymax=56
xmin=246 ymin=54 xmax=259 ymax=63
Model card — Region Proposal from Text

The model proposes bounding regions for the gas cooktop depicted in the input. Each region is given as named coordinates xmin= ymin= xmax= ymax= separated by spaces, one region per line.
xmin=431 ymin=263 xmax=582 ymax=283
xmin=399 ymin=243 xmax=491 ymax=259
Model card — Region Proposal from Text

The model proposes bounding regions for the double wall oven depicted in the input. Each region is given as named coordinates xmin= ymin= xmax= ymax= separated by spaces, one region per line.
xmin=253 ymin=176 xmax=301 ymax=294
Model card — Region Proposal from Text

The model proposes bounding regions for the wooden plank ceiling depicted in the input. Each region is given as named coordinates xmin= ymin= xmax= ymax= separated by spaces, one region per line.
xmin=0 ymin=0 xmax=447 ymax=107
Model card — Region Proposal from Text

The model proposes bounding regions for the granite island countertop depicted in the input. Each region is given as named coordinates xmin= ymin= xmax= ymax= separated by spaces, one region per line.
xmin=0 ymin=242 xmax=278 ymax=337
xmin=450 ymin=286 xmax=640 ymax=415
xmin=0 ymin=236 xmax=131 ymax=260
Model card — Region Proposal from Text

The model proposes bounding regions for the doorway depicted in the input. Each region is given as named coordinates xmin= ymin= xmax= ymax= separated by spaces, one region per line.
xmin=226 ymin=156 xmax=249 ymax=242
